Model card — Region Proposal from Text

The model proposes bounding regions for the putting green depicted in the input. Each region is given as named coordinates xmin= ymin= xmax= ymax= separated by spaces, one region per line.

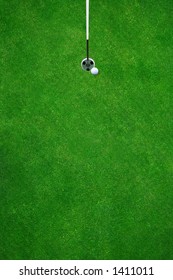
xmin=0 ymin=0 xmax=173 ymax=260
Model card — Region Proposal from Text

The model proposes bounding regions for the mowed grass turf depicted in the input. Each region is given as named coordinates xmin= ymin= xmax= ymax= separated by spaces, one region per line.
xmin=0 ymin=0 xmax=173 ymax=260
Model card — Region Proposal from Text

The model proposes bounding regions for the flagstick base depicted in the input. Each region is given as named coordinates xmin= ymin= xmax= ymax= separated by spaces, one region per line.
xmin=81 ymin=58 xmax=95 ymax=71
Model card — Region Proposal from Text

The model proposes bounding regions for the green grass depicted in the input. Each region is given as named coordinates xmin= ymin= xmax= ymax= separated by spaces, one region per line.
xmin=0 ymin=0 xmax=173 ymax=260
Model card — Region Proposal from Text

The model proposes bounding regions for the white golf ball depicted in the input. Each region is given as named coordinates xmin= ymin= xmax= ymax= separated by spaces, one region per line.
xmin=91 ymin=67 xmax=99 ymax=75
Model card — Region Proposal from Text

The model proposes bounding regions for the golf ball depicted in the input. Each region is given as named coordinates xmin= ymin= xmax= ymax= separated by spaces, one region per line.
xmin=91 ymin=67 xmax=99 ymax=75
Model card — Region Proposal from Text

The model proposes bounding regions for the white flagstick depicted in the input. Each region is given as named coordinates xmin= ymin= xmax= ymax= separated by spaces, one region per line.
xmin=81 ymin=0 xmax=96 ymax=71
xmin=86 ymin=0 xmax=89 ymax=40
xmin=86 ymin=0 xmax=89 ymax=60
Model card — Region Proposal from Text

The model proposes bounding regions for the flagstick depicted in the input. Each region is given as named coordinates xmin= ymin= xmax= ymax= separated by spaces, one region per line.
xmin=86 ymin=0 xmax=89 ymax=60
xmin=81 ymin=0 xmax=95 ymax=71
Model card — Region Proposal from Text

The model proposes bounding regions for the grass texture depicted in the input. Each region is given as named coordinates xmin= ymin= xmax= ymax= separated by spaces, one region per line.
xmin=0 ymin=0 xmax=173 ymax=259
